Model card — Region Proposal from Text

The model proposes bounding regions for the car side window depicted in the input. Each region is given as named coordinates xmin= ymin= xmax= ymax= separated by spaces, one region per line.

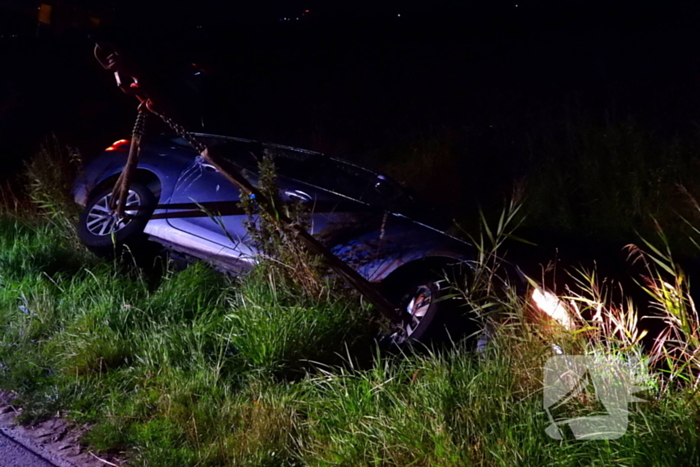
xmin=260 ymin=147 xmax=319 ymax=183
xmin=173 ymin=137 xmax=413 ymax=211
xmin=273 ymin=153 xmax=410 ymax=210
xmin=210 ymin=141 xmax=260 ymax=171
xmin=171 ymin=136 xmax=260 ymax=171
xmin=258 ymin=149 xmax=368 ymax=199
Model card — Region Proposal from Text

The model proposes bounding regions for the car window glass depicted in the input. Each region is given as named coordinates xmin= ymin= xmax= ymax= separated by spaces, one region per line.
xmin=171 ymin=136 xmax=413 ymax=211
xmin=261 ymin=146 xmax=319 ymax=182
xmin=269 ymin=149 xmax=410 ymax=209
xmin=171 ymin=136 xmax=260 ymax=170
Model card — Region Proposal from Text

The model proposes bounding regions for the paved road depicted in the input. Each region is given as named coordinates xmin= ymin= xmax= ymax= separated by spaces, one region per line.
xmin=0 ymin=431 xmax=58 ymax=467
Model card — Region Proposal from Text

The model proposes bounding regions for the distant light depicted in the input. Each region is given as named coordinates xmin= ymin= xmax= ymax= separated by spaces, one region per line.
xmin=515 ymin=4 xmax=518 ymax=6
xmin=305 ymin=9 xmax=310 ymax=13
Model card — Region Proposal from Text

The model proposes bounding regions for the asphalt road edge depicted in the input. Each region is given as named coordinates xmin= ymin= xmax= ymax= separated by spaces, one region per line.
xmin=0 ymin=392 xmax=120 ymax=467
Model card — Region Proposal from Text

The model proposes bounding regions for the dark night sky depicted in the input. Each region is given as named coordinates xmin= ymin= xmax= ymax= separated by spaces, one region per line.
xmin=0 ymin=1 xmax=684 ymax=26
xmin=2 ymin=0 xmax=700 ymax=168
xmin=1 ymin=0 xmax=700 ymax=255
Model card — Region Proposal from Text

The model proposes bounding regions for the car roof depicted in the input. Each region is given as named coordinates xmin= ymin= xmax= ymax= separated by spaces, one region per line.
xmin=177 ymin=132 xmax=387 ymax=178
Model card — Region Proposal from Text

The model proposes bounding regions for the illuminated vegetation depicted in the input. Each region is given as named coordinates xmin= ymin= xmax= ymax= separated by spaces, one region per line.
xmin=0 ymin=136 xmax=697 ymax=466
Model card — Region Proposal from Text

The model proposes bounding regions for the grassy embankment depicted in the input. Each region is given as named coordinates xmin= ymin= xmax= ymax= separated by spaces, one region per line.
xmin=0 ymin=132 xmax=698 ymax=466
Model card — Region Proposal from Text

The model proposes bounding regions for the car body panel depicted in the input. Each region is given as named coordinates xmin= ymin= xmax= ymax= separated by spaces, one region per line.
xmin=73 ymin=133 xmax=473 ymax=282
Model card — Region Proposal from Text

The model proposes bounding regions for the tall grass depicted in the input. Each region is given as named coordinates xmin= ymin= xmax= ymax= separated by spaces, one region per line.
xmin=24 ymin=134 xmax=83 ymax=227
xmin=523 ymin=117 xmax=696 ymax=243
xmin=0 ymin=135 xmax=698 ymax=466
xmin=380 ymin=110 xmax=700 ymax=255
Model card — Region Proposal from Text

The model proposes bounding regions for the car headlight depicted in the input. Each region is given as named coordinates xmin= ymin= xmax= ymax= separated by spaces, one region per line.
xmin=531 ymin=287 xmax=576 ymax=330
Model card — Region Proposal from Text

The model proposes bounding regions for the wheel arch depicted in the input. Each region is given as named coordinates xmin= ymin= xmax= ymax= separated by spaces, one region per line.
xmin=91 ymin=169 xmax=162 ymax=202
xmin=379 ymin=256 xmax=470 ymax=299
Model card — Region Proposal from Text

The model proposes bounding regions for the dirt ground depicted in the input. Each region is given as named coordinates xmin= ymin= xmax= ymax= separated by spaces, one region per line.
xmin=0 ymin=392 xmax=125 ymax=467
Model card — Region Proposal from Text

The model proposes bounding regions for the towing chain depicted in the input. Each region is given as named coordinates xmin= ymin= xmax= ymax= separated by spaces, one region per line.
xmin=140 ymin=105 xmax=407 ymax=324
xmin=110 ymin=101 xmax=207 ymax=216
xmin=147 ymin=104 xmax=207 ymax=154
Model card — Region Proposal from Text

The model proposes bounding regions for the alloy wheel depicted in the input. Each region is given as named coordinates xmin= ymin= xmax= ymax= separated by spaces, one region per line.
xmin=85 ymin=190 xmax=141 ymax=236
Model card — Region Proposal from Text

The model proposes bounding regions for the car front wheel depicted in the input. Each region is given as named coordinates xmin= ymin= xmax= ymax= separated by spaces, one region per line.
xmin=382 ymin=263 xmax=485 ymax=347
xmin=388 ymin=278 xmax=446 ymax=345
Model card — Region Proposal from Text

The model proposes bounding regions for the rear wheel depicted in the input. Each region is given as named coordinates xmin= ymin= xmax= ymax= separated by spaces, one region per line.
xmin=78 ymin=182 xmax=157 ymax=257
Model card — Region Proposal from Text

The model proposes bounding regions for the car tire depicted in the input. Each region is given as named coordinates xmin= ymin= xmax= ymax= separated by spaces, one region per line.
xmin=77 ymin=182 xmax=157 ymax=257
xmin=381 ymin=263 xmax=485 ymax=348
xmin=381 ymin=270 xmax=458 ymax=346
xmin=388 ymin=277 xmax=448 ymax=345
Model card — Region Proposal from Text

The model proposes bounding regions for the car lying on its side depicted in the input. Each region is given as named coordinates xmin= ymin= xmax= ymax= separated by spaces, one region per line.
xmin=73 ymin=133 xmax=479 ymax=343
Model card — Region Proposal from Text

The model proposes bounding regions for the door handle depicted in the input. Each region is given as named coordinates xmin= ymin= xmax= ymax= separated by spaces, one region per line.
xmin=282 ymin=190 xmax=312 ymax=203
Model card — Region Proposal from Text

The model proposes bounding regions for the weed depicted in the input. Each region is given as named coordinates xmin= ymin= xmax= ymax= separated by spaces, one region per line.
xmin=0 ymin=132 xmax=698 ymax=466
xmin=626 ymin=234 xmax=700 ymax=390
xmin=239 ymin=151 xmax=330 ymax=300
xmin=24 ymin=134 xmax=83 ymax=228
xmin=224 ymin=266 xmax=374 ymax=376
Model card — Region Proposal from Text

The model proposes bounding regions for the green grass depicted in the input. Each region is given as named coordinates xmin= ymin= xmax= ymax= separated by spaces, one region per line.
xmin=0 ymin=210 xmax=697 ymax=466
xmin=0 ymin=134 xmax=698 ymax=466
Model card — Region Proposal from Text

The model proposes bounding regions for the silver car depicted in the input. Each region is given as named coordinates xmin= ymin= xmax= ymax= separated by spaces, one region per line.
xmin=73 ymin=133 xmax=475 ymax=343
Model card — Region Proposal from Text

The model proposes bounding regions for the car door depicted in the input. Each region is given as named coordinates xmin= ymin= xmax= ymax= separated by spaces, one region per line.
xmin=162 ymin=141 xmax=358 ymax=252
xmin=164 ymin=141 xmax=258 ymax=258
xmin=164 ymin=141 xmax=389 ymax=266
xmin=260 ymin=146 xmax=386 ymax=246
